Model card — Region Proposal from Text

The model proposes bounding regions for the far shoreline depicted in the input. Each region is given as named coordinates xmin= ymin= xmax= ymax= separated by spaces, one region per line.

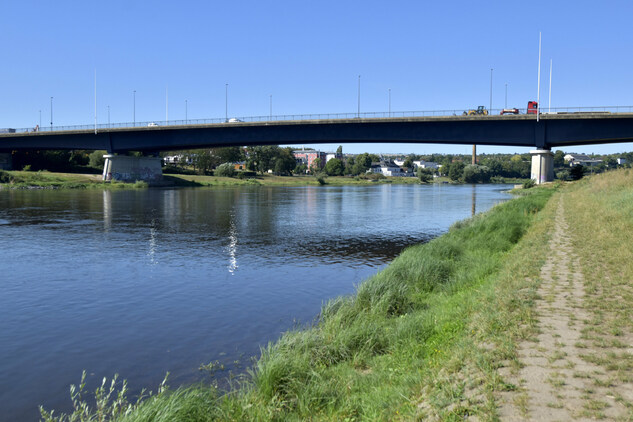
xmin=0 ymin=169 xmax=529 ymax=190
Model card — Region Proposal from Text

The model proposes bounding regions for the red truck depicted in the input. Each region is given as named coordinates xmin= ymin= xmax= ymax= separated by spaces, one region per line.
xmin=500 ymin=101 xmax=538 ymax=115
xmin=527 ymin=101 xmax=538 ymax=114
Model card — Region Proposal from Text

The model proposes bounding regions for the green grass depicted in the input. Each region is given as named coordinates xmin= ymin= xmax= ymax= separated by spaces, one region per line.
xmin=41 ymin=184 xmax=557 ymax=421
xmin=0 ymin=170 xmax=149 ymax=189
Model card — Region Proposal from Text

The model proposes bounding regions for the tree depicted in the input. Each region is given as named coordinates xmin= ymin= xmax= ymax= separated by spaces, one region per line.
xmin=463 ymin=164 xmax=491 ymax=183
xmin=310 ymin=158 xmax=323 ymax=174
xmin=215 ymin=162 xmax=235 ymax=177
xmin=213 ymin=146 xmax=243 ymax=164
xmin=324 ymin=158 xmax=344 ymax=176
xmin=448 ymin=161 xmax=465 ymax=181
xmin=336 ymin=145 xmax=343 ymax=155
xmin=553 ymin=150 xmax=565 ymax=167
xmin=89 ymin=150 xmax=107 ymax=168
xmin=417 ymin=167 xmax=433 ymax=183
xmin=570 ymin=164 xmax=584 ymax=180
xmin=193 ymin=150 xmax=218 ymax=174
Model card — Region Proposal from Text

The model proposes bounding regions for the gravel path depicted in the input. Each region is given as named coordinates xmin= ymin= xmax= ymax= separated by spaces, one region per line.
xmin=498 ymin=197 xmax=632 ymax=421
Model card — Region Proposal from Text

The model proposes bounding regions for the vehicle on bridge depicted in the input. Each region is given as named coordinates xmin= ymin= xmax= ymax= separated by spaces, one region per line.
xmin=463 ymin=106 xmax=488 ymax=116
xmin=500 ymin=108 xmax=520 ymax=115
xmin=527 ymin=101 xmax=538 ymax=114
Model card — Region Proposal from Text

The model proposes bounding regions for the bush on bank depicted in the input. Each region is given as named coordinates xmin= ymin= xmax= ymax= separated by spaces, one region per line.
xmin=42 ymin=186 xmax=556 ymax=421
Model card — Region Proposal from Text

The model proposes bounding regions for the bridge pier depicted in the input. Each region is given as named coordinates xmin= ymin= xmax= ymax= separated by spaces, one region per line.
xmin=102 ymin=154 xmax=163 ymax=183
xmin=530 ymin=149 xmax=554 ymax=184
xmin=0 ymin=153 xmax=12 ymax=170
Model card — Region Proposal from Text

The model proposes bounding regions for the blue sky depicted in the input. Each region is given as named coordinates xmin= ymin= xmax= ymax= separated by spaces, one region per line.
xmin=3 ymin=0 xmax=633 ymax=155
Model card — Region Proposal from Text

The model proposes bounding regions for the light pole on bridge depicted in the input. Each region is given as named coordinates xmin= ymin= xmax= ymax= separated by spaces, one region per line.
xmin=357 ymin=75 xmax=361 ymax=118
xmin=185 ymin=99 xmax=188 ymax=124
xmin=225 ymin=83 xmax=228 ymax=122
xmin=50 ymin=97 xmax=53 ymax=131
xmin=489 ymin=68 xmax=493 ymax=113
xmin=270 ymin=94 xmax=272 ymax=121
xmin=133 ymin=90 xmax=136 ymax=126
xmin=388 ymin=88 xmax=391 ymax=117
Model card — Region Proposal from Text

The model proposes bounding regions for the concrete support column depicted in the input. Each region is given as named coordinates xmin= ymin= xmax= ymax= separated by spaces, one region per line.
xmin=0 ymin=153 xmax=12 ymax=170
xmin=530 ymin=149 xmax=554 ymax=184
xmin=102 ymin=154 xmax=163 ymax=182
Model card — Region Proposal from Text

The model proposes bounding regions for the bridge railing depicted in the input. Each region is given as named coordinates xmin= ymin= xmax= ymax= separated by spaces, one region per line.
xmin=8 ymin=105 xmax=633 ymax=134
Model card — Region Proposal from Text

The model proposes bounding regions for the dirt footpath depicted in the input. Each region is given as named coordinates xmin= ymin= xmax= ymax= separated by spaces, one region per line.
xmin=498 ymin=197 xmax=633 ymax=421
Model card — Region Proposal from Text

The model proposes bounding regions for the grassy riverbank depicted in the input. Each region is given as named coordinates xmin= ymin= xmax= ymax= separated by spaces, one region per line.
xmin=0 ymin=170 xmax=149 ymax=189
xmin=1 ymin=169 xmax=528 ymax=189
xmin=41 ymin=180 xmax=557 ymax=421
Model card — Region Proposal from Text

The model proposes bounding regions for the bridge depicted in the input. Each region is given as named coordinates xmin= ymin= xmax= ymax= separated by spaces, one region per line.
xmin=2 ymin=108 xmax=633 ymax=184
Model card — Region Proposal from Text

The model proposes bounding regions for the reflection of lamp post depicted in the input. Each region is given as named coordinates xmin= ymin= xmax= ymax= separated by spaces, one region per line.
xmin=50 ymin=97 xmax=53 ymax=131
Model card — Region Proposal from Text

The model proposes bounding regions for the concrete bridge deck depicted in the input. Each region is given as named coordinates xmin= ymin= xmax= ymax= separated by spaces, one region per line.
xmin=2 ymin=113 xmax=633 ymax=153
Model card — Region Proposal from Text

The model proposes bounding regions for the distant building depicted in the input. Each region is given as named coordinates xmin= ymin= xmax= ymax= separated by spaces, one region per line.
xmin=413 ymin=160 xmax=439 ymax=169
xmin=617 ymin=158 xmax=627 ymax=165
xmin=293 ymin=149 xmax=327 ymax=170
xmin=163 ymin=155 xmax=192 ymax=165
xmin=233 ymin=161 xmax=246 ymax=170
xmin=564 ymin=154 xmax=602 ymax=167
xmin=370 ymin=160 xmax=408 ymax=177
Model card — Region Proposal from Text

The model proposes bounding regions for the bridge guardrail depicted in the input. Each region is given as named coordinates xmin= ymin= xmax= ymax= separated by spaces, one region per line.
xmin=8 ymin=105 xmax=633 ymax=134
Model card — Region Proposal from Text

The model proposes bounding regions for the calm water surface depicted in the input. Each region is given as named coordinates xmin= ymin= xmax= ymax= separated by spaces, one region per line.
xmin=0 ymin=183 xmax=511 ymax=420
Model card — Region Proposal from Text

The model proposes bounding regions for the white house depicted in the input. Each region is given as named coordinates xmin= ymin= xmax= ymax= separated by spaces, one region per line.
xmin=617 ymin=158 xmax=627 ymax=165
xmin=413 ymin=160 xmax=440 ymax=169
xmin=370 ymin=161 xmax=408 ymax=177
xmin=564 ymin=154 xmax=602 ymax=167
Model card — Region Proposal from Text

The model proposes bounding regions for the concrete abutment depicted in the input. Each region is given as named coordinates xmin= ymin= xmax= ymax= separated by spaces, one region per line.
xmin=530 ymin=149 xmax=554 ymax=184
xmin=102 ymin=154 xmax=163 ymax=182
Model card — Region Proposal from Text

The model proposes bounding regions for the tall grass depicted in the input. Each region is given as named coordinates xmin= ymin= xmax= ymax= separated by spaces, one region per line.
xmin=43 ymin=186 xmax=556 ymax=421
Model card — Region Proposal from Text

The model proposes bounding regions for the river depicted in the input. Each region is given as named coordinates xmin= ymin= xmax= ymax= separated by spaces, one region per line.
xmin=0 ymin=183 xmax=512 ymax=421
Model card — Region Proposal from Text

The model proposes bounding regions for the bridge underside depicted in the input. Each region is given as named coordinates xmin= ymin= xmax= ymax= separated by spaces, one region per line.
xmin=2 ymin=114 xmax=633 ymax=184
xmin=2 ymin=114 xmax=633 ymax=153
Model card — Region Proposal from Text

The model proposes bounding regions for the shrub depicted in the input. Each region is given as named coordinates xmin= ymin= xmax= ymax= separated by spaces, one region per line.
xmin=522 ymin=179 xmax=536 ymax=189
xmin=215 ymin=163 xmax=235 ymax=177
xmin=0 ymin=170 xmax=13 ymax=183
xmin=236 ymin=170 xmax=257 ymax=179
xmin=88 ymin=150 xmax=107 ymax=168
xmin=22 ymin=164 xmax=32 ymax=171
xmin=316 ymin=175 xmax=326 ymax=185
xmin=570 ymin=164 xmax=584 ymax=180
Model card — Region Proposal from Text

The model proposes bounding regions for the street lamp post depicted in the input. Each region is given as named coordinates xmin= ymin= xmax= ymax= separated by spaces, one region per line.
xmin=489 ymin=68 xmax=493 ymax=113
xmin=133 ymin=90 xmax=136 ymax=126
xmin=185 ymin=99 xmax=188 ymax=124
xmin=388 ymin=88 xmax=391 ymax=117
xmin=107 ymin=105 xmax=110 ymax=127
xmin=357 ymin=75 xmax=361 ymax=118
xmin=50 ymin=97 xmax=53 ymax=131
xmin=225 ymin=83 xmax=228 ymax=122
xmin=269 ymin=94 xmax=272 ymax=121
xmin=39 ymin=110 xmax=41 ymax=130
xmin=505 ymin=83 xmax=508 ymax=109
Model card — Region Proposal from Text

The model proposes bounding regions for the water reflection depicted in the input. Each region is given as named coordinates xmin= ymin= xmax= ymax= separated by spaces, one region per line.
xmin=227 ymin=212 xmax=238 ymax=275
xmin=0 ymin=184 xmax=512 ymax=421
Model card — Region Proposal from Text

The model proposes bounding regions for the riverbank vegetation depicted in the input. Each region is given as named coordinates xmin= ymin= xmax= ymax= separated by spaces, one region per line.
xmin=41 ymin=179 xmax=560 ymax=420
xmin=0 ymin=170 xmax=149 ymax=189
